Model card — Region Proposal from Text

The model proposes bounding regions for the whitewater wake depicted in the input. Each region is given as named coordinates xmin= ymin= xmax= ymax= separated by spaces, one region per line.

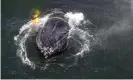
xmin=14 ymin=10 xmax=93 ymax=69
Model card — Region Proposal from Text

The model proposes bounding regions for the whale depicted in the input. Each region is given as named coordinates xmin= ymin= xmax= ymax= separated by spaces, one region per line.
xmin=36 ymin=13 xmax=70 ymax=58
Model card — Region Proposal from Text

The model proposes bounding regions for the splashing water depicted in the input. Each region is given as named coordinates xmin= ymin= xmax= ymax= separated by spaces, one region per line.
xmin=65 ymin=12 xmax=93 ymax=57
xmin=14 ymin=14 xmax=52 ymax=69
xmin=14 ymin=10 xmax=93 ymax=69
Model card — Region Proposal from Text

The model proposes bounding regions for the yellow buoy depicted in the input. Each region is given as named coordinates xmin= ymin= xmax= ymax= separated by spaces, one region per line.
xmin=31 ymin=8 xmax=41 ymax=24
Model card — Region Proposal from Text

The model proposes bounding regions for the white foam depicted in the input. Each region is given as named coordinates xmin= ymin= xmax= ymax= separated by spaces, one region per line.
xmin=65 ymin=12 xmax=84 ymax=26
xmin=14 ymin=14 xmax=51 ymax=68
xmin=64 ymin=12 xmax=93 ymax=56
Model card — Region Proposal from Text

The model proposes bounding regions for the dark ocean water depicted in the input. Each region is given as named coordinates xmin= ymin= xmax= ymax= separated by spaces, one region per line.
xmin=2 ymin=0 xmax=133 ymax=79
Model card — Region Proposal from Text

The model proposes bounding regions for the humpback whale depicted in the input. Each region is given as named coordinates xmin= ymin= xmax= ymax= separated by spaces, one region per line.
xmin=36 ymin=13 xmax=70 ymax=58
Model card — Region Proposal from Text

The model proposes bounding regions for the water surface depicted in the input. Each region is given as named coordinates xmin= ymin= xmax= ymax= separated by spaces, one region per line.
xmin=2 ymin=0 xmax=133 ymax=79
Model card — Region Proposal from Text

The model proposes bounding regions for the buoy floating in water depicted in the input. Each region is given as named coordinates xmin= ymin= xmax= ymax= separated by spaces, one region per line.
xmin=31 ymin=9 xmax=41 ymax=24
